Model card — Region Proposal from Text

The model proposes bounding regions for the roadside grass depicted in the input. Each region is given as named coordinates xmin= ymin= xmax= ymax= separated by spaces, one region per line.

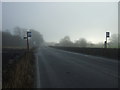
xmin=3 ymin=50 xmax=35 ymax=88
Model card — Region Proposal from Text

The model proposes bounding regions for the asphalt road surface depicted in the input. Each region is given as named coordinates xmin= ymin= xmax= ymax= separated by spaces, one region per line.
xmin=35 ymin=46 xmax=118 ymax=88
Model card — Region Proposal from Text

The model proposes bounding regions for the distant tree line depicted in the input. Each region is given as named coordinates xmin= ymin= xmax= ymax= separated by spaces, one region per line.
xmin=1 ymin=27 xmax=119 ymax=48
xmin=2 ymin=27 xmax=44 ymax=48
xmin=54 ymin=34 xmax=120 ymax=48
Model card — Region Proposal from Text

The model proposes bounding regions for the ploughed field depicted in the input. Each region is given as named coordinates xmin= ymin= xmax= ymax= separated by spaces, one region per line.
xmin=2 ymin=48 xmax=26 ymax=70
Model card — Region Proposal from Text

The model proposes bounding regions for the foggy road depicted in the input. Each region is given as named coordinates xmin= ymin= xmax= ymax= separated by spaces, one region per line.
xmin=35 ymin=46 xmax=118 ymax=88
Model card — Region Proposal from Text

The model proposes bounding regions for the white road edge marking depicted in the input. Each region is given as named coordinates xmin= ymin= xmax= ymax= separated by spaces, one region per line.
xmin=35 ymin=54 xmax=41 ymax=88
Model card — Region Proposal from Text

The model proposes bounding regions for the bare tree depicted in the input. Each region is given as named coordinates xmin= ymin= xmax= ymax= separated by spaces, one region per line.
xmin=74 ymin=38 xmax=87 ymax=47
xmin=109 ymin=34 xmax=118 ymax=48
xmin=59 ymin=36 xmax=73 ymax=47
xmin=13 ymin=27 xmax=22 ymax=37
xmin=2 ymin=27 xmax=44 ymax=48
xmin=13 ymin=27 xmax=26 ymax=38
xmin=29 ymin=29 xmax=44 ymax=48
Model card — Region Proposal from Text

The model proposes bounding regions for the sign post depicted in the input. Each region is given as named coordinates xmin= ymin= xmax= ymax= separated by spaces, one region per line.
xmin=27 ymin=32 xmax=29 ymax=51
xmin=105 ymin=32 xmax=110 ymax=48
xmin=24 ymin=30 xmax=31 ymax=52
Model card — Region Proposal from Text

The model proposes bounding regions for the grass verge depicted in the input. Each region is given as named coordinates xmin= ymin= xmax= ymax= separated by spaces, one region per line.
xmin=3 ymin=50 xmax=35 ymax=88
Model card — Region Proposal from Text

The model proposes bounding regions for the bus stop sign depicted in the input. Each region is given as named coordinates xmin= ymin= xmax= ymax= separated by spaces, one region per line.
xmin=24 ymin=36 xmax=27 ymax=39
xmin=106 ymin=32 xmax=110 ymax=37
xmin=27 ymin=32 xmax=31 ymax=37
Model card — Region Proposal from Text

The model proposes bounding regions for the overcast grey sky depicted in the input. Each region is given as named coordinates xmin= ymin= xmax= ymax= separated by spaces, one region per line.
xmin=2 ymin=2 xmax=118 ymax=43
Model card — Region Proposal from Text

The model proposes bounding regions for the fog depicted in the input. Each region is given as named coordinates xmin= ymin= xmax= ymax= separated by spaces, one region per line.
xmin=2 ymin=27 xmax=44 ymax=48
xmin=2 ymin=2 xmax=118 ymax=44
xmin=1 ymin=26 xmax=119 ymax=48
xmin=1 ymin=1 xmax=119 ymax=89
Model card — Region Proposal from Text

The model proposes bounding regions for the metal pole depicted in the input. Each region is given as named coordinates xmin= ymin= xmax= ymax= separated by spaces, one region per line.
xmin=106 ymin=36 xmax=107 ymax=48
xmin=27 ymin=32 xmax=29 ymax=51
